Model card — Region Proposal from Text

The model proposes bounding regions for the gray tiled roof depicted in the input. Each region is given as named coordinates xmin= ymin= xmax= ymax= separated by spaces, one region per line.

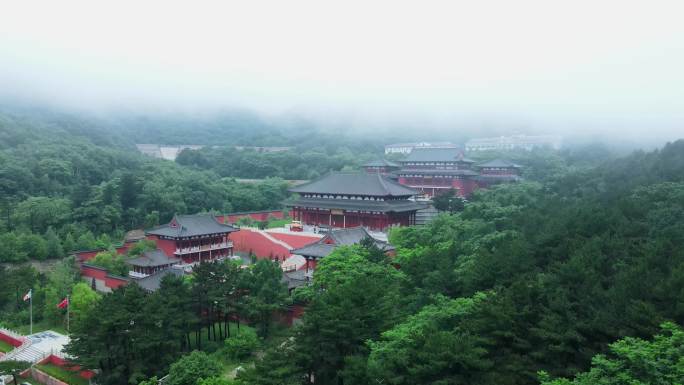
xmin=286 ymin=197 xmax=427 ymax=213
xmin=477 ymin=159 xmax=522 ymax=168
xmin=289 ymin=173 xmax=417 ymax=197
xmin=282 ymin=269 xmax=311 ymax=290
xmin=402 ymin=148 xmax=474 ymax=163
xmin=328 ymin=227 xmax=371 ymax=245
xmin=134 ymin=268 xmax=185 ymax=292
xmin=146 ymin=214 xmax=238 ymax=238
xmin=291 ymin=227 xmax=394 ymax=259
xmin=290 ymin=243 xmax=337 ymax=258
xmin=126 ymin=249 xmax=180 ymax=267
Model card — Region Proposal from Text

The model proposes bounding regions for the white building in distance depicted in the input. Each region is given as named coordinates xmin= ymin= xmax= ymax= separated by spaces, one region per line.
xmin=136 ymin=144 xmax=204 ymax=161
xmin=384 ymin=142 xmax=459 ymax=155
xmin=465 ymin=135 xmax=562 ymax=152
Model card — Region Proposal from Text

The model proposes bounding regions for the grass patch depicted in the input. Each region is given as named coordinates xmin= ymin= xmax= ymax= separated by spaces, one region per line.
xmin=266 ymin=219 xmax=291 ymax=229
xmin=35 ymin=363 xmax=88 ymax=385
xmin=0 ymin=339 xmax=14 ymax=353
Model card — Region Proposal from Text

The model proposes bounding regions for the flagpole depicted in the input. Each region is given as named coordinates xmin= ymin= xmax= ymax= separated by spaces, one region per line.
xmin=66 ymin=295 xmax=70 ymax=333
xmin=29 ymin=290 xmax=33 ymax=335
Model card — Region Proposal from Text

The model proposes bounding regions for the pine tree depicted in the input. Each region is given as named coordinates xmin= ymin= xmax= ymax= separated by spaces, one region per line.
xmin=45 ymin=226 xmax=64 ymax=258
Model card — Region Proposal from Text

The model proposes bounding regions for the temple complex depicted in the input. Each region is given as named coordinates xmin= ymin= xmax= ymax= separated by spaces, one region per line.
xmin=396 ymin=148 xmax=480 ymax=197
xmin=287 ymin=173 xmax=426 ymax=231
xmin=391 ymin=148 xmax=522 ymax=197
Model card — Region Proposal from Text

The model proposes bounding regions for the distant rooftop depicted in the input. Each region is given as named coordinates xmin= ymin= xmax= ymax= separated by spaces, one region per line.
xmin=126 ymin=249 xmax=180 ymax=267
xmin=402 ymin=148 xmax=473 ymax=163
xmin=465 ymin=135 xmax=562 ymax=151
xmin=289 ymin=172 xmax=418 ymax=197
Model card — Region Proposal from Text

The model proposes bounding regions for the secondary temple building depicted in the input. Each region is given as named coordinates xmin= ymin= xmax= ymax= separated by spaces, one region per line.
xmin=291 ymin=226 xmax=395 ymax=273
xmin=396 ymin=148 xmax=481 ymax=197
xmin=287 ymin=173 xmax=427 ymax=231
xmin=395 ymin=148 xmax=522 ymax=197
xmin=145 ymin=214 xmax=238 ymax=264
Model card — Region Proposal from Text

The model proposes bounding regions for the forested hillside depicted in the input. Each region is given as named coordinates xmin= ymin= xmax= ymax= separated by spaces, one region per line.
xmin=0 ymin=112 xmax=291 ymax=262
xmin=2 ymin=105 xmax=683 ymax=384
xmin=241 ymin=140 xmax=684 ymax=385
xmin=175 ymin=146 xmax=378 ymax=180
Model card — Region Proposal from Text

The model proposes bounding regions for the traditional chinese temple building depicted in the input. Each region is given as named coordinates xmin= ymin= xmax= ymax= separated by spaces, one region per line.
xmin=127 ymin=249 xmax=181 ymax=277
xmin=476 ymin=158 xmax=523 ymax=186
xmin=287 ymin=173 xmax=426 ymax=231
xmin=291 ymin=226 xmax=394 ymax=272
xmin=146 ymin=214 xmax=238 ymax=264
xmin=362 ymin=159 xmax=400 ymax=175
xmin=395 ymin=149 xmax=523 ymax=197
xmin=396 ymin=148 xmax=480 ymax=197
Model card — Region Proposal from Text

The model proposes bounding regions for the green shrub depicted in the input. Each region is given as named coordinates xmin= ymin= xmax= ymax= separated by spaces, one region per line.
xmin=223 ymin=328 xmax=259 ymax=360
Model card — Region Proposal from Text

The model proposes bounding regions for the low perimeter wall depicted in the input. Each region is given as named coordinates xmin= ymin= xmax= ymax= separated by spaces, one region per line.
xmin=30 ymin=367 xmax=69 ymax=385
xmin=28 ymin=354 xmax=96 ymax=385
xmin=0 ymin=330 xmax=24 ymax=348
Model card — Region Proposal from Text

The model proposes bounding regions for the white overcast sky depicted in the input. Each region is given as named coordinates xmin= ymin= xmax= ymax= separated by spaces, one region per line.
xmin=0 ymin=0 xmax=683 ymax=140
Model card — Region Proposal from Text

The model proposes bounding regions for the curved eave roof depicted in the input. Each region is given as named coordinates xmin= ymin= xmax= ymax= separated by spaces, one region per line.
xmin=146 ymin=214 xmax=238 ymax=238
xmin=289 ymin=172 xmax=418 ymax=197
xmin=401 ymin=148 xmax=468 ymax=162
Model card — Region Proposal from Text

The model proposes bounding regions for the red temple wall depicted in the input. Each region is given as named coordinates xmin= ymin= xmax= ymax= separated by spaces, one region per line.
xmin=36 ymin=354 xmax=96 ymax=380
xmin=81 ymin=265 xmax=108 ymax=280
xmin=105 ymin=275 xmax=129 ymax=289
xmin=296 ymin=209 xmax=409 ymax=231
xmin=0 ymin=331 xmax=24 ymax=348
xmin=146 ymin=235 xmax=177 ymax=257
xmin=451 ymin=179 xmax=479 ymax=197
xmin=279 ymin=303 xmax=307 ymax=326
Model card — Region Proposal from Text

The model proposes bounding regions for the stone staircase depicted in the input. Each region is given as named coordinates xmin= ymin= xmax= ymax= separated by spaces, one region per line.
xmin=0 ymin=328 xmax=31 ymax=363
xmin=5 ymin=344 xmax=44 ymax=363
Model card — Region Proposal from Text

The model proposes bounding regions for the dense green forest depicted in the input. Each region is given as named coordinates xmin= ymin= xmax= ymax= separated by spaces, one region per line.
xmin=0 ymin=111 xmax=299 ymax=262
xmin=237 ymin=139 xmax=684 ymax=385
xmin=175 ymin=146 xmax=378 ymax=180
xmin=2 ymin=107 xmax=684 ymax=384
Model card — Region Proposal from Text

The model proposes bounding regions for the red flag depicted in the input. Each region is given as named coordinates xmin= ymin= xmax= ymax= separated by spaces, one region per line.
xmin=57 ymin=297 xmax=69 ymax=309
